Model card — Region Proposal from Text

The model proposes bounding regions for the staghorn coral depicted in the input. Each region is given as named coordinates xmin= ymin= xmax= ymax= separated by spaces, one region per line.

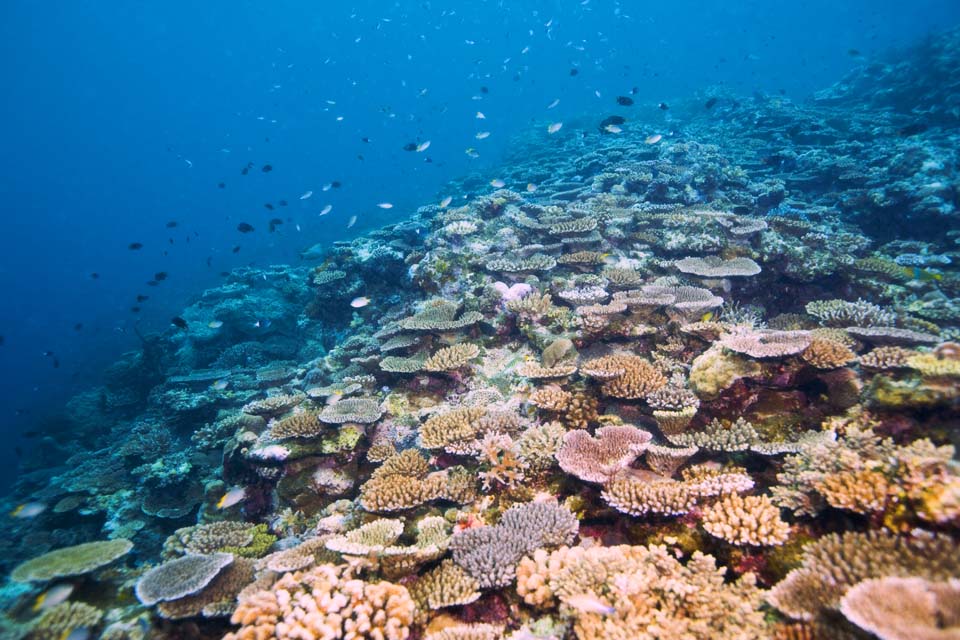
xmin=163 ymin=522 xmax=255 ymax=558
xmin=517 ymin=421 xmax=566 ymax=472
xmin=555 ymin=425 xmax=653 ymax=483
xmin=700 ymin=493 xmax=790 ymax=546
xmin=326 ymin=519 xmax=405 ymax=556
xmin=422 ymin=343 xmax=481 ymax=372
xmin=451 ymin=501 xmax=578 ymax=589
xmin=506 ymin=292 xmax=556 ymax=318
xmin=11 ymin=539 xmax=133 ymax=582
xmin=136 ymin=553 xmax=234 ymax=606
xmin=805 ymin=299 xmax=896 ymax=328
xmin=424 ymin=624 xmax=504 ymax=640
xmin=667 ymin=417 xmax=759 ymax=451
xmin=259 ymin=536 xmax=338 ymax=573
xmin=359 ymin=449 xmax=474 ymax=512
xmin=397 ymin=300 xmax=484 ymax=331
xmin=839 ymin=576 xmax=960 ymax=640
xmin=515 ymin=544 xmax=769 ymax=639
xmin=225 ymin=563 xmax=416 ymax=640
xmin=813 ymin=468 xmax=892 ymax=513
xmin=800 ymin=337 xmax=856 ymax=369
xmin=528 ymin=385 xmax=573 ymax=411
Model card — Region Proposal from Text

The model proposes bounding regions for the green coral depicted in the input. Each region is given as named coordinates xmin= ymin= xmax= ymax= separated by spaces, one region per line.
xmin=321 ymin=424 xmax=364 ymax=454
xmin=12 ymin=539 xmax=133 ymax=582
xmin=219 ymin=524 xmax=277 ymax=558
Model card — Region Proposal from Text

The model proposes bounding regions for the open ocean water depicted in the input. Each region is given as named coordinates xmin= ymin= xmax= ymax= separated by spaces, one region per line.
xmin=0 ymin=1 xmax=959 ymax=638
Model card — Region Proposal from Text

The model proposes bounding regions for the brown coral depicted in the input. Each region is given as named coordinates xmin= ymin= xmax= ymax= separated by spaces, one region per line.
xmin=800 ymin=338 xmax=856 ymax=369
xmin=700 ymin=493 xmax=790 ymax=546
xmin=422 ymin=344 xmax=481 ymax=372
xmin=582 ymin=354 xmax=666 ymax=399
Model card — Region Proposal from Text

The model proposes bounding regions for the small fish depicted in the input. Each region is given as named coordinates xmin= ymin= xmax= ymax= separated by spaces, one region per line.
xmin=300 ymin=190 xmax=313 ymax=200
xmin=154 ymin=271 xmax=168 ymax=281
xmin=847 ymin=48 xmax=862 ymax=57
xmin=701 ymin=311 xmax=714 ymax=322
xmin=526 ymin=183 xmax=537 ymax=192
xmin=347 ymin=215 xmax=357 ymax=228
xmin=171 ymin=316 xmax=188 ymax=330
xmin=128 ymin=242 xmax=143 ymax=250
xmin=565 ymin=594 xmax=616 ymax=615
xmin=547 ymin=122 xmax=563 ymax=134
xmin=264 ymin=203 xmax=275 ymax=210
xmin=331 ymin=181 xmax=342 ymax=188
xmin=440 ymin=196 xmax=453 ymax=208
xmin=208 ymin=320 xmax=224 ymax=329
xmin=475 ymin=131 xmax=491 ymax=140
xmin=616 ymin=95 xmax=634 ymax=106
xmin=658 ymin=102 xmax=669 ymax=110
xmin=604 ymin=124 xmax=622 ymax=133
xmin=218 ymin=182 xmax=225 ymax=188
xmin=210 ymin=379 xmax=229 ymax=391
xmin=237 ymin=222 xmax=255 ymax=233
xmin=136 ymin=294 xmax=150 ymax=302
xmin=262 ymin=164 xmax=273 ymax=172
xmin=351 ymin=296 xmax=371 ymax=308
xmin=377 ymin=202 xmax=394 ymax=209
xmin=547 ymin=98 xmax=560 ymax=109
xmin=319 ymin=204 xmax=333 ymax=216
xmin=269 ymin=218 xmax=284 ymax=232
xmin=232 ymin=245 xmax=240 ymax=253
xmin=569 ymin=68 xmax=579 ymax=76
xmin=904 ymin=267 xmax=943 ymax=282
xmin=705 ymin=97 xmax=718 ymax=109
xmin=165 ymin=221 xmax=178 ymax=228
xmin=465 ymin=148 xmax=480 ymax=158
xmin=33 ymin=584 xmax=74 ymax=612
xmin=645 ymin=134 xmax=663 ymax=144
xmin=217 ymin=487 xmax=246 ymax=509
xmin=322 ymin=182 xmax=333 ymax=191
xmin=416 ymin=140 xmax=431 ymax=152
xmin=403 ymin=142 xmax=418 ymax=151
xmin=599 ymin=115 xmax=625 ymax=131
xmin=476 ymin=111 xmax=486 ymax=119
xmin=490 ymin=179 xmax=506 ymax=188
xmin=10 ymin=502 xmax=46 ymax=519
xmin=90 ymin=272 xmax=100 ymax=279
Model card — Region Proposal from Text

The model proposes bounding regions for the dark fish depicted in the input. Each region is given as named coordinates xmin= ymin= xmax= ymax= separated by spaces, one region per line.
xmin=361 ymin=137 xmax=371 ymax=143
xmin=569 ymin=68 xmax=579 ymax=76
xmin=658 ymin=102 xmax=669 ymax=110
xmin=278 ymin=200 xmax=287 ymax=207
xmin=169 ymin=238 xmax=174 ymax=245
xmin=128 ymin=242 xmax=144 ymax=250
xmin=219 ymin=271 xmax=230 ymax=277
xmin=22 ymin=430 xmax=41 ymax=438
xmin=616 ymin=96 xmax=634 ymax=106
xmin=146 ymin=280 xmax=159 ymax=287
xmin=43 ymin=351 xmax=54 ymax=357
xmin=897 ymin=122 xmax=927 ymax=136
xmin=136 ymin=295 xmax=149 ymax=302
xmin=166 ymin=221 xmax=178 ymax=228
xmin=480 ymin=86 xmax=489 ymax=93
xmin=331 ymin=181 xmax=342 ymax=189
xmin=705 ymin=97 xmax=718 ymax=109
xmin=53 ymin=358 xmax=60 ymax=368
xmin=90 ymin=273 xmax=100 ymax=279
xmin=262 ymin=164 xmax=273 ymax=173
xmin=206 ymin=256 xmax=212 ymax=267
xmin=232 ymin=245 xmax=241 ymax=253
xmin=847 ymin=48 xmax=861 ymax=57
xmin=357 ymin=154 xmax=364 ymax=161
xmin=154 ymin=272 xmax=168 ymax=281
xmin=73 ymin=323 xmax=83 ymax=331
xmin=268 ymin=218 xmax=284 ymax=232
xmin=265 ymin=203 xmax=275 ymax=210
xmin=218 ymin=182 xmax=225 ymax=188
xmin=403 ymin=142 xmax=418 ymax=151
xmin=630 ymin=86 xmax=639 ymax=94
xmin=599 ymin=115 xmax=626 ymax=132
xmin=241 ymin=167 xmax=249 ymax=175
xmin=171 ymin=316 xmax=188 ymax=330
xmin=237 ymin=222 xmax=255 ymax=233
xmin=131 ymin=306 xmax=141 ymax=313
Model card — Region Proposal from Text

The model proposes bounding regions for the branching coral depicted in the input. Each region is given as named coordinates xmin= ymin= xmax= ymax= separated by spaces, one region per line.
xmin=515 ymin=544 xmax=769 ymax=639
xmin=422 ymin=343 xmax=481 ymax=372
xmin=225 ymin=564 xmax=416 ymax=640
xmin=581 ymin=354 xmax=667 ymax=399
xmin=700 ymin=493 xmax=790 ymax=546
xmin=800 ymin=337 xmax=856 ymax=369
xmin=359 ymin=449 xmax=475 ymax=512
xmin=602 ymin=466 xmax=755 ymax=517
xmin=270 ymin=409 xmax=324 ymax=439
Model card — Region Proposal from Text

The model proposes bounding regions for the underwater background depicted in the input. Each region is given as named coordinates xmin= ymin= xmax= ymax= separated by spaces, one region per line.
xmin=0 ymin=1 xmax=959 ymax=639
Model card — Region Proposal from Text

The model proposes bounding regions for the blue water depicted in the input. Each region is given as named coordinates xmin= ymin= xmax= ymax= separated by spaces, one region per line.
xmin=0 ymin=0 xmax=957 ymax=492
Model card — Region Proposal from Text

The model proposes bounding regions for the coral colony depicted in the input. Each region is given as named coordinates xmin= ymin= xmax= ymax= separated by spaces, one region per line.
xmin=2 ymin=27 xmax=960 ymax=640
